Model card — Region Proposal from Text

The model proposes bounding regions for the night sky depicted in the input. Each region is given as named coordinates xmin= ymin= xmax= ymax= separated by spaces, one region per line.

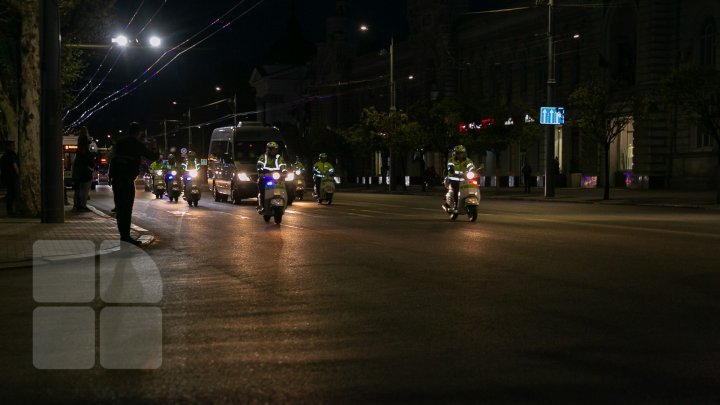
xmin=72 ymin=0 xmax=514 ymax=140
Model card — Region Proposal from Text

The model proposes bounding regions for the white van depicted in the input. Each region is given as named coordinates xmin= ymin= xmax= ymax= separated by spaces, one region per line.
xmin=207 ymin=122 xmax=286 ymax=204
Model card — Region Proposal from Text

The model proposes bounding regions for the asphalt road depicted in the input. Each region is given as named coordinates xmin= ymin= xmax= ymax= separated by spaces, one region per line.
xmin=3 ymin=186 xmax=720 ymax=402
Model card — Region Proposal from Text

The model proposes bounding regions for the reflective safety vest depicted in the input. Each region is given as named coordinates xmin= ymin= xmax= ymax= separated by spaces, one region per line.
xmin=313 ymin=161 xmax=334 ymax=177
xmin=149 ymin=161 xmax=167 ymax=173
xmin=257 ymin=153 xmax=287 ymax=172
xmin=447 ymin=157 xmax=475 ymax=181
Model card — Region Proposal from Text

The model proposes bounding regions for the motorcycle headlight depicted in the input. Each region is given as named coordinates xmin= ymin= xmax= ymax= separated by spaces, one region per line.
xmin=295 ymin=169 xmax=302 ymax=175
xmin=272 ymin=172 xmax=281 ymax=180
xmin=237 ymin=172 xmax=251 ymax=181
xmin=171 ymin=170 xmax=177 ymax=176
xmin=466 ymin=171 xmax=476 ymax=180
xmin=285 ymin=172 xmax=295 ymax=181
xmin=155 ymin=170 xmax=163 ymax=176
xmin=189 ymin=169 xmax=198 ymax=178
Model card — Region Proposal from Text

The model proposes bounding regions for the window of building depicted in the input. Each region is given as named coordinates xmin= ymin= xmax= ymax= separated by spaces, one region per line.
xmin=693 ymin=120 xmax=713 ymax=150
xmin=700 ymin=19 xmax=717 ymax=67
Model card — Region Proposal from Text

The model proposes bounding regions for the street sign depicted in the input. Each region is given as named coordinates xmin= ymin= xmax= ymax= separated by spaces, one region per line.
xmin=200 ymin=159 xmax=207 ymax=166
xmin=180 ymin=147 xmax=188 ymax=156
xmin=540 ymin=107 xmax=565 ymax=125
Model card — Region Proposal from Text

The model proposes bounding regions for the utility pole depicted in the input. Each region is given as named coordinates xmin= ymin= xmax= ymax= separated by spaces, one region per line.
xmin=40 ymin=0 xmax=63 ymax=223
xmin=544 ymin=0 xmax=556 ymax=198
xmin=388 ymin=35 xmax=395 ymax=192
xmin=187 ymin=107 xmax=192 ymax=147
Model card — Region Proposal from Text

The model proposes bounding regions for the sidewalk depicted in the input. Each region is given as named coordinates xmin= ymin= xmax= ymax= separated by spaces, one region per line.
xmin=1 ymin=185 xmax=717 ymax=268
xmin=0 ymin=199 xmax=152 ymax=270
xmin=343 ymin=184 xmax=720 ymax=209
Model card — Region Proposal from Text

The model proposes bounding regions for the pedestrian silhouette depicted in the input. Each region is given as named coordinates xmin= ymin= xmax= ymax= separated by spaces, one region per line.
xmin=522 ymin=162 xmax=533 ymax=193
xmin=110 ymin=122 xmax=158 ymax=246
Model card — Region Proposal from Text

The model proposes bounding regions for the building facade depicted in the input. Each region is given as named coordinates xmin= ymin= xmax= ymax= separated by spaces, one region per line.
xmin=251 ymin=0 xmax=719 ymax=189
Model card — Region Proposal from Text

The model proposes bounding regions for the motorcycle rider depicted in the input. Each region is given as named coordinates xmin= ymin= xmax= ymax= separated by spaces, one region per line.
xmin=313 ymin=153 xmax=334 ymax=198
xmin=256 ymin=141 xmax=287 ymax=208
xmin=149 ymin=155 xmax=166 ymax=189
xmin=166 ymin=153 xmax=183 ymax=174
xmin=444 ymin=145 xmax=475 ymax=211
xmin=183 ymin=149 xmax=199 ymax=196
xmin=292 ymin=156 xmax=305 ymax=175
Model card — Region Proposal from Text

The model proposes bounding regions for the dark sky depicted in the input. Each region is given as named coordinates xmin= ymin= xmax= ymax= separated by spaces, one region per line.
xmin=75 ymin=0 xmax=514 ymax=139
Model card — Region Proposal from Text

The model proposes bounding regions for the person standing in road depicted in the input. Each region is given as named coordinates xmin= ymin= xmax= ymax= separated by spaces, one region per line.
xmin=522 ymin=161 xmax=533 ymax=193
xmin=110 ymin=122 xmax=158 ymax=246
xmin=0 ymin=141 xmax=20 ymax=216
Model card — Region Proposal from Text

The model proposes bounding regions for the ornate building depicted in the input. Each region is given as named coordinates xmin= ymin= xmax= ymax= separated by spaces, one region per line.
xmin=251 ymin=0 xmax=719 ymax=189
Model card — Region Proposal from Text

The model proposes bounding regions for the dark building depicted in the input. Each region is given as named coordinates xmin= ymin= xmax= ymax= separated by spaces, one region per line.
xmin=251 ymin=0 xmax=720 ymax=190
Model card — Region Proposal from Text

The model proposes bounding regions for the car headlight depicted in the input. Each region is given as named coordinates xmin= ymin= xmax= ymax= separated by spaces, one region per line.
xmin=155 ymin=170 xmax=163 ymax=176
xmin=295 ymin=169 xmax=302 ymax=175
xmin=467 ymin=171 xmax=476 ymax=180
xmin=237 ymin=172 xmax=251 ymax=181
xmin=272 ymin=172 xmax=281 ymax=180
xmin=189 ymin=169 xmax=198 ymax=178
xmin=285 ymin=172 xmax=295 ymax=181
xmin=171 ymin=170 xmax=177 ymax=176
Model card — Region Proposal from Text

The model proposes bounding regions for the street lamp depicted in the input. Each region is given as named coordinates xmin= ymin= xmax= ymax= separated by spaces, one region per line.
xmin=360 ymin=24 xmax=396 ymax=191
xmin=111 ymin=35 xmax=128 ymax=46
xmin=148 ymin=35 xmax=162 ymax=47
xmin=187 ymin=93 xmax=236 ymax=147
xmin=544 ymin=0 xmax=556 ymax=198
xmin=162 ymin=119 xmax=184 ymax=154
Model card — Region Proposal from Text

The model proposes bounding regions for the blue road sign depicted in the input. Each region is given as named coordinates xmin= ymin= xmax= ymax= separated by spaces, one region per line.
xmin=540 ymin=107 xmax=565 ymax=125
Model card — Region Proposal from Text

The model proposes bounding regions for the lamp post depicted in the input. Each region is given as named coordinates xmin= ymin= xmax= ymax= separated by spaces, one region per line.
xmin=187 ymin=96 xmax=236 ymax=147
xmin=162 ymin=119 xmax=183 ymax=154
xmin=544 ymin=0 xmax=556 ymax=198
xmin=360 ymin=24 xmax=395 ymax=191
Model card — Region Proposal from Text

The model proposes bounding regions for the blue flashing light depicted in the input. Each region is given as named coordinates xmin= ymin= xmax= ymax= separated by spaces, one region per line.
xmin=266 ymin=181 xmax=273 ymax=187
xmin=167 ymin=175 xmax=174 ymax=180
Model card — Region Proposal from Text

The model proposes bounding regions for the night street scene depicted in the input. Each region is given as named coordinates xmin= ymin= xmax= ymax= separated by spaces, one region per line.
xmin=1 ymin=0 xmax=720 ymax=403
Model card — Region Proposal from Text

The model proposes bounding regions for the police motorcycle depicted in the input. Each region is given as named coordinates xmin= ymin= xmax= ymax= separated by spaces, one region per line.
xmin=442 ymin=169 xmax=480 ymax=222
xmin=257 ymin=168 xmax=288 ymax=224
xmin=151 ymin=168 xmax=166 ymax=199
xmin=165 ymin=170 xmax=183 ymax=202
xmin=313 ymin=170 xmax=335 ymax=205
xmin=286 ymin=163 xmax=306 ymax=205
xmin=183 ymin=167 xmax=202 ymax=207
xmin=182 ymin=152 xmax=202 ymax=207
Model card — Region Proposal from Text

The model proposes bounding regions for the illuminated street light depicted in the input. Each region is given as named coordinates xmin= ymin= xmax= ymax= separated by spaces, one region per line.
xmin=215 ymin=86 xmax=222 ymax=92
xmin=149 ymin=36 xmax=162 ymax=47
xmin=111 ymin=35 xmax=129 ymax=46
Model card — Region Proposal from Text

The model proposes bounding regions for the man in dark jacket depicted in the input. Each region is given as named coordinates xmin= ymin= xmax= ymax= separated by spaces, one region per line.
xmin=110 ymin=122 xmax=158 ymax=245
